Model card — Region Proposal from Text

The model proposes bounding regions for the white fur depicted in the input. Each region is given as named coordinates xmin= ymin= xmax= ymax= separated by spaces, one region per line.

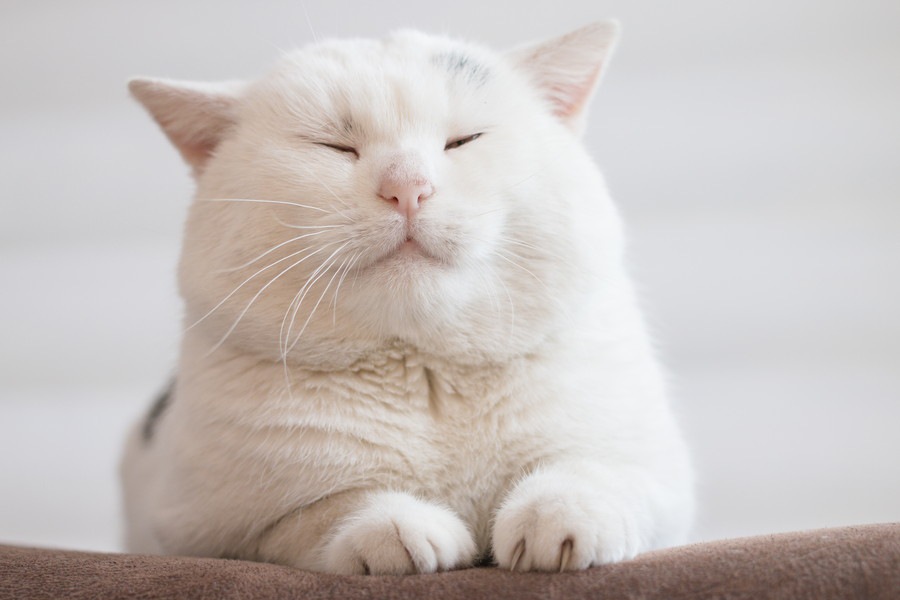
xmin=121 ymin=22 xmax=693 ymax=573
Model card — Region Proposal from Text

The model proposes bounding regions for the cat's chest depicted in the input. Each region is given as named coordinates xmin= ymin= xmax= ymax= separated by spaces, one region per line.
xmin=208 ymin=345 xmax=565 ymax=548
xmin=295 ymin=347 xmax=519 ymax=432
xmin=281 ymin=347 xmax=533 ymax=477
xmin=306 ymin=349 xmax=528 ymax=541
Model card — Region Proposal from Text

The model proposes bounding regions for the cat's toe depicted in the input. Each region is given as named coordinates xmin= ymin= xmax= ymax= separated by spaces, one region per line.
xmin=492 ymin=471 xmax=641 ymax=571
xmin=506 ymin=537 xmax=575 ymax=571
xmin=495 ymin=524 xmax=595 ymax=572
xmin=321 ymin=491 xmax=476 ymax=575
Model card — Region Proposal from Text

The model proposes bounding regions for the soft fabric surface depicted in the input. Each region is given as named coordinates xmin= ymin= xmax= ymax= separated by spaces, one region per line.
xmin=1 ymin=523 xmax=897 ymax=599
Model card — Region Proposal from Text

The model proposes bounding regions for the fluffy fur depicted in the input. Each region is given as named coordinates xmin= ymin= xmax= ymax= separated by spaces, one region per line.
xmin=121 ymin=22 xmax=693 ymax=574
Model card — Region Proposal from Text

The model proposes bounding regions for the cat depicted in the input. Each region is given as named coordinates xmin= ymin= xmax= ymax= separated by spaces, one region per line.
xmin=120 ymin=21 xmax=693 ymax=574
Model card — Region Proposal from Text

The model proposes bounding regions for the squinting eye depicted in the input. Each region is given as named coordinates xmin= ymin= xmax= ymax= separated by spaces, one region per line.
xmin=318 ymin=143 xmax=359 ymax=158
xmin=444 ymin=133 xmax=482 ymax=151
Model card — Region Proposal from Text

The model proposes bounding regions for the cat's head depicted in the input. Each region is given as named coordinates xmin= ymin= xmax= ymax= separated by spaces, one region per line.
xmin=131 ymin=22 xmax=624 ymax=367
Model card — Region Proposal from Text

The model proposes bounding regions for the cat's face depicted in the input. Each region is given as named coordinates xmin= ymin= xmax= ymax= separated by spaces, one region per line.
xmin=131 ymin=23 xmax=623 ymax=366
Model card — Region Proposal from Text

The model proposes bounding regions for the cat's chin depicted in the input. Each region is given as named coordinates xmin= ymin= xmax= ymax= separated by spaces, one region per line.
xmin=366 ymin=237 xmax=449 ymax=272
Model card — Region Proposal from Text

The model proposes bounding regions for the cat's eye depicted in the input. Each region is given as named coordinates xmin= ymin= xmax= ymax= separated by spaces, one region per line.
xmin=444 ymin=133 xmax=482 ymax=151
xmin=318 ymin=142 xmax=359 ymax=158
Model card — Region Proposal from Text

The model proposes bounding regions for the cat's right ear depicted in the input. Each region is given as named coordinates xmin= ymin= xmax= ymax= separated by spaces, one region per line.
xmin=128 ymin=78 xmax=243 ymax=175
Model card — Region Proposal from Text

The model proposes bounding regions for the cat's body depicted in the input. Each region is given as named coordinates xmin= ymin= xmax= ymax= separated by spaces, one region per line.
xmin=121 ymin=22 xmax=693 ymax=574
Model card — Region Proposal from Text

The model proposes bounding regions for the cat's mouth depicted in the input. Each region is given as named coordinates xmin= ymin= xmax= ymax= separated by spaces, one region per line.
xmin=399 ymin=237 xmax=423 ymax=254
xmin=394 ymin=235 xmax=433 ymax=259
xmin=371 ymin=235 xmax=444 ymax=268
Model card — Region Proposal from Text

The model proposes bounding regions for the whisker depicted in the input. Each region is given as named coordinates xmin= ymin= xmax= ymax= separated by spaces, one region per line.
xmin=293 ymin=166 xmax=357 ymax=221
xmin=494 ymin=266 xmax=516 ymax=337
xmin=331 ymin=252 xmax=362 ymax=326
xmin=467 ymin=254 xmax=515 ymax=335
xmin=325 ymin=255 xmax=351 ymax=328
xmin=286 ymin=251 xmax=347 ymax=354
xmin=470 ymin=206 xmax=506 ymax=219
xmin=202 ymin=197 xmax=332 ymax=214
xmin=280 ymin=254 xmax=334 ymax=355
xmin=498 ymin=235 xmax=567 ymax=263
xmin=215 ymin=229 xmax=333 ymax=273
xmin=485 ymin=169 xmax=546 ymax=202
xmin=493 ymin=250 xmax=550 ymax=292
xmin=473 ymin=262 xmax=500 ymax=318
xmin=283 ymin=254 xmax=336 ymax=352
xmin=276 ymin=221 xmax=343 ymax=231
xmin=206 ymin=242 xmax=339 ymax=355
xmin=467 ymin=233 xmax=565 ymax=265
xmin=497 ymin=236 xmax=541 ymax=252
xmin=187 ymin=244 xmax=319 ymax=331
xmin=280 ymin=242 xmax=350 ymax=357
xmin=299 ymin=0 xmax=319 ymax=43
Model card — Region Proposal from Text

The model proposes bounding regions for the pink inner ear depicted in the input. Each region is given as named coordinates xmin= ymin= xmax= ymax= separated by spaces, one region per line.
xmin=130 ymin=79 xmax=238 ymax=175
xmin=547 ymin=60 xmax=601 ymax=119
xmin=177 ymin=141 xmax=216 ymax=171
xmin=548 ymin=71 xmax=600 ymax=120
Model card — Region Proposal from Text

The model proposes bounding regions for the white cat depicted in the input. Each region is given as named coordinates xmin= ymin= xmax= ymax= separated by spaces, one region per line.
xmin=121 ymin=21 xmax=693 ymax=574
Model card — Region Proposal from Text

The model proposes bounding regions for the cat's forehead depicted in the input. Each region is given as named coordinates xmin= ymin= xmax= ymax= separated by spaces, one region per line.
xmin=250 ymin=32 xmax=502 ymax=137
xmin=281 ymin=31 xmax=494 ymax=83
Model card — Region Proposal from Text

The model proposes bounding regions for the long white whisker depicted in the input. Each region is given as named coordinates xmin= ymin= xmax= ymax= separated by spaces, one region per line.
xmin=331 ymin=252 xmax=361 ymax=326
xmin=202 ymin=197 xmax=332 ymax=214
xmin=494 ymin=267 xmax=516 ymax=336
xmin=275 ymin=219 xmax=343 ymax=231
xmin=280 ymin=242 xmax=350 ymax=357
xmin=475 ymin=263 xmax=500 ymax=318
xmin=470 ymin=207 xmax=505 ymax=219
xmin=295 ymin=167 xmax=356 ymax=219
xmin=281 ymin=256 xmax=333 ymax=354
xmin=318 ymin=254 xmax=352 ymax=331
xmin=216 ymin=229 xmax=333 ymax=273
xmin=498 ymin=236 xmax=567 ymax=263
xmin=325 ymin=255 xmax=351 ymax=328
xmin=286 ymin=248 xmax=350 ymax=353
xmin=280 ymin=252 xmax=335 ymax=355
xmin=485 ymin=169 xmax=546 ymax=202
xmin=269 ymin=208 xmax=350 ymax=231
xmin=207 ymin=242 xmax=339 ymax=355
xmin=498 ymin=236 xmax=541 ymax=252
xmin=187 ymin=244 xmax=319 ymax=331
xmin=493 ymin=250 xmax=550 ymax=292
xmin=299 ymin=0 xmax=319 ymax=43
xmin=303 ymin=170 xmax=350 ymax=210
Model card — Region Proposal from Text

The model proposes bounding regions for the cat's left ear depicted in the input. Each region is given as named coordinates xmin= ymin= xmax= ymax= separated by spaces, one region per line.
xmin=509 ymin=21 xmax=620 ymax=134
xmin=129 ymin=77 xmax=243 ymax=175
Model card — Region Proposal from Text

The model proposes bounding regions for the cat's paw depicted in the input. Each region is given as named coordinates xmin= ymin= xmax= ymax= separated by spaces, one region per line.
xmin=492 ymin=469 xmax=641 ymax=571
xmin=321 ymin=491 xmax=477 ymax=575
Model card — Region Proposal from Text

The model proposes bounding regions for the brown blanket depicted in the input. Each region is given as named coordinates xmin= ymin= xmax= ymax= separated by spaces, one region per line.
xmin=1 ymin=523 xmax=898 ymax=599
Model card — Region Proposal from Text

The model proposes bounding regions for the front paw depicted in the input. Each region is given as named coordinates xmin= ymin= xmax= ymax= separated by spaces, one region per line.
xmin=492 ymin=469 xmax=641 ymax=571
xmin=321 ymin=491 xmax=477 ymax=575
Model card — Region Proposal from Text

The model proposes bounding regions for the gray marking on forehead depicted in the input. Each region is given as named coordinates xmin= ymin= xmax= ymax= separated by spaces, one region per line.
xmin=432 ymin=51 xmax=490 ymax=86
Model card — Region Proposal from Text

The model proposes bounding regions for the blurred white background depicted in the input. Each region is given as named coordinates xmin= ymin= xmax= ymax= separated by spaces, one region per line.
xmin=1 ymin=0 xmax=898 ymax=552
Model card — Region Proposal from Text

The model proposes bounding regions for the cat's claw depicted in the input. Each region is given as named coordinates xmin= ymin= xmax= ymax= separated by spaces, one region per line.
xmin=321 ymin=492 xmax=476 ymax=575
xmin=559 ymin=538 xmax=573 ymax=572
xmin=493 ymin=469 xmax=641 ymax=571
xmin=509 ymin=539 xmax=525 ymax=571
xmin=505 ymin=535 xmax=577 ymax=573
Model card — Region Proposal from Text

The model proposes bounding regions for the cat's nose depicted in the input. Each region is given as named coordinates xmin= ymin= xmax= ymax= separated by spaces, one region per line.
xmin=378 ymin=178 xmax=434 ymax=220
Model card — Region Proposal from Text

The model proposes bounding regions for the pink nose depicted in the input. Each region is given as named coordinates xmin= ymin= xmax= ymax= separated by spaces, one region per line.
xmin=378 ymin=178 xmax=434 ymax=220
